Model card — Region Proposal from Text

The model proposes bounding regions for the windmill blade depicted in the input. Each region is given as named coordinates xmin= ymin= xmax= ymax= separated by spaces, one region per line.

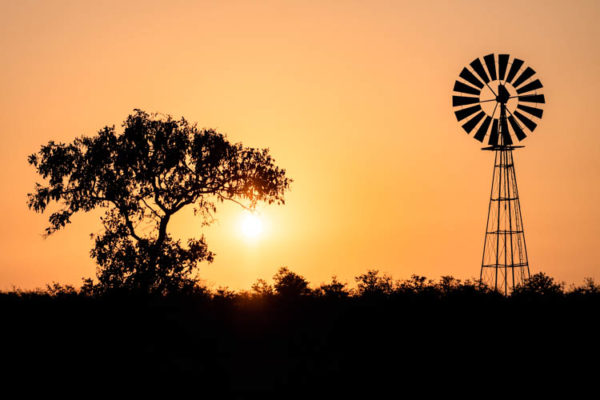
xmin=455 ymin=104 xmax=482 ymax=121
xmin=459 ymin=67 xmax=484 ymax=89
xmin=454 ymin=80 xmax=481 ymax=96
xmin=500 ymin=117 xmax=513 ymax=145
xmin=505 ymin=58 xmax=524 ymax=83
xmin=516 ymin=79 xmax=543 ymax=94
xmin=518 ymin=94 xmax=545 ymax=104
xmin=470 ymin=58 xmax=490 ymax=83
xmin=513 ymin=67 xmax=536 ymax=88
xmin=484 ymin=54 xmax=497 ymax=81
xmin=508 ymin=115 xmax=527 ymax=141
xmin=488 ymin=119 xmax=499 ymax=146
xmin=453 ymin=95 xmax=480 ymax=106
xmin=462 ymin=111 xmax=485 ymax=133
xmin=473 ymin=116 xmax=492 ymax=142
xmin=498 ymin=54 xmax=509 ymax=81
xmin=517 ymin=104 xmax=543 ymax=119
xmin=514 ymin=110 xmax=538 ymax=131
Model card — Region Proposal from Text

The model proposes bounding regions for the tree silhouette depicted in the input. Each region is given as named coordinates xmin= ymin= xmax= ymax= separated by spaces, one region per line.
xmin=571 ymin=277 xmax=600 ymax=296
xmin=27 ymin=110 xmax=291 ymax=293
xmin=251 ymin=278 xmax=274 ymax=297
xmin=354 ymin=269 xmax=394 ymax=297
xmin=512 ymin=272 xmax=564 ymax=298
xmin=397 ymin=274 xmax=434 ymax=294
xmin=317 ymin=276 xmax=350 ymax=298
xmin=272 ymin=267 xmax=311 ymax=297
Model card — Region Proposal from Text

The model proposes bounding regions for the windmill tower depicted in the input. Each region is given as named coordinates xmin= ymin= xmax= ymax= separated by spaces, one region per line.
xmin=452 ymin=54 xmax=545 ymax=295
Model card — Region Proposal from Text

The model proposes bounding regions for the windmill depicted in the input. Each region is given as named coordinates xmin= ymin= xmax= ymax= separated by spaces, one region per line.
xmin=452 ymin=53 xmax=545 ymax=295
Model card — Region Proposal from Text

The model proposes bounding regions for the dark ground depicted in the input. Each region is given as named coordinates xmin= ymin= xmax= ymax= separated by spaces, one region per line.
xmin=2 ymin=284 xmax=598 ymax=397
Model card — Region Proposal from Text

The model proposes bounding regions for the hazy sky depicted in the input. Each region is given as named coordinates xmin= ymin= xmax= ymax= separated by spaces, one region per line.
xmin=1 ymin=0 xmax=599 ymax=290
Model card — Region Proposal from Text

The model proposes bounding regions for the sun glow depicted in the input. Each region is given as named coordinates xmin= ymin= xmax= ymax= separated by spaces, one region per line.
xmin=240 ymin=212 xmax=263 ymax=239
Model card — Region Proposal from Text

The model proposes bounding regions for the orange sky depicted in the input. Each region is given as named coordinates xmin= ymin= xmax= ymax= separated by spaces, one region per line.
xmin=1 ymin=0 xmax=599 ymax=290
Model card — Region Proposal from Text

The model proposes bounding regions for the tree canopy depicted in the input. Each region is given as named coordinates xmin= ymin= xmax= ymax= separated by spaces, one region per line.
xmin=28 ymin=110 xmax=291 ymax=293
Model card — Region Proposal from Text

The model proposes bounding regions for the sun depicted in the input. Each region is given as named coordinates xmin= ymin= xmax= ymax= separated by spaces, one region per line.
xmin=240 ymin=212 xmax=263 ymax=239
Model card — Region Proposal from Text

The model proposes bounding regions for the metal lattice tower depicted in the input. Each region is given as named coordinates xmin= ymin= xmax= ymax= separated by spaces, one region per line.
xmin=480 ymin=110 xmax=530 ymax=294
xmin=451 ymin=53 xmax=545 ymax=294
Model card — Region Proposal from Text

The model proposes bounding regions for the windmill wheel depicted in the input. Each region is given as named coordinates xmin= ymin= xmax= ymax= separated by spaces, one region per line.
xmin=452 ymin=54 xmax=545 ymax=146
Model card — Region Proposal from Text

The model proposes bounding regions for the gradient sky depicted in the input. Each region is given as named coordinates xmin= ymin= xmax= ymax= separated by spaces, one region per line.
xmin=1 ymin=0 xmax=599 ymax=290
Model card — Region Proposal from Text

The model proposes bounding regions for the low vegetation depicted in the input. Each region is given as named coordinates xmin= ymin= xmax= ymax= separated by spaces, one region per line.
xmin=5 ymin=267 xmax=597 ymax=301
xmin=2 ymin=268 xmax=598 ymax=395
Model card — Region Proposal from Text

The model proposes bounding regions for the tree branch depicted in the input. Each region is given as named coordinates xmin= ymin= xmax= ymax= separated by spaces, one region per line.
xmin=152 ymin=177 xmax=168 ymax=213
xmin=140 ymin=198 xmax=162 ymax=219
xmin=217 ymin=193 xmax=251 ymax=210
xmin=122 ymin=212 xmax=144 ymax=242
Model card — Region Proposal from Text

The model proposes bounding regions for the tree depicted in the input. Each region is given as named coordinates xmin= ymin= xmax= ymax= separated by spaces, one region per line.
xmin=317 ymin=276 xmax=350 ymax=299
xmin=397 ymin=274 xmax=433 ymax=294
xmin=354 ymin=269 xmax=394 ymax=297
xmin=272 ymin=267 xmax=311 ymax=298
xmin=28 ymin=110 xmax=291 ymax=294
xmin=570 ymin=277 xmax=600 ymax=296
xmin=251 ymin=278 xmax=274 ymax=297
xmin=511 ymin=272 xmax=564 ymax=298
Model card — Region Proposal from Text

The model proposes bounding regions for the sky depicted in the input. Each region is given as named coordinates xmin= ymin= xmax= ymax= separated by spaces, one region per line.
xmin=1 ymin=0 xmax=599 ymax=291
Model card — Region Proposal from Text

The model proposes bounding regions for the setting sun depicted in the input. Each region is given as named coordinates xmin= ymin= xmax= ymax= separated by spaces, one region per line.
xmin=240 ymin=212 xmax=263 ymax=239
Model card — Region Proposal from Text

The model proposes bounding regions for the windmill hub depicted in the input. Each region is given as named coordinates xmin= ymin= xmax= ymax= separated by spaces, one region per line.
xmin=497 ymin=84 xmax=511 ymax=104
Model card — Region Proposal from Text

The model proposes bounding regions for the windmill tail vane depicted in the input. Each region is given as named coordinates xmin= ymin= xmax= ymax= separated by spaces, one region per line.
xmin=452 ymin=53 xmax=545 ymax=294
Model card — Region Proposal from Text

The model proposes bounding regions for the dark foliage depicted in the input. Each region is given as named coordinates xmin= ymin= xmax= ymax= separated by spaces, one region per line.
xmin=316 ymin=276 xmax=350 ymax=299
xmin=27 ymin=110 xmax=291 ymax=294
xmin=512 ymin=272 xmax=565 ymax=299
xmin=272 ymin=267 xmax=311 ymax=298
xmin=2 ymin=270 xmax=598 ymax=395
xmin=354 ymin=269 xmax=394 ymax=297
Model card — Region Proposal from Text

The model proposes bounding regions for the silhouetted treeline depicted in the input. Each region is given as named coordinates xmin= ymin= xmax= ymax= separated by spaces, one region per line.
xmin=2 ymin=269 xmax=598 ymax=396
